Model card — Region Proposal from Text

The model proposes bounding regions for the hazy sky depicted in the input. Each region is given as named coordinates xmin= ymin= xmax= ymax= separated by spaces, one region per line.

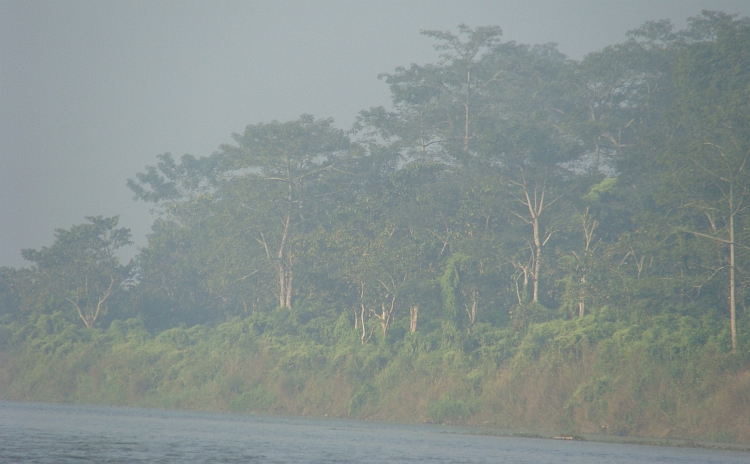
xmin=2 ymin=0 xmax=750 ymax=268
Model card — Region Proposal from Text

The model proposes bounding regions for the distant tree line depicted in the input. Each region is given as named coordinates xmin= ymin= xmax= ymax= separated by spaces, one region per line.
xmin=4 ymin=11 xmax=750 ymax=354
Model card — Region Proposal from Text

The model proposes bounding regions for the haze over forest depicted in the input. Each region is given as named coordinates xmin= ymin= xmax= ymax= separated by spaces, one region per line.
xmin=3 ymin=1 xmax=750 ymax=268
xmin=3 ymin=1 xmax=750 ymax=445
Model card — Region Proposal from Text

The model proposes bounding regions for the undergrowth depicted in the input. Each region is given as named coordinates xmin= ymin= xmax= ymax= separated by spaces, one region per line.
xmin=1 ymin=309 xmax=748 ymax=444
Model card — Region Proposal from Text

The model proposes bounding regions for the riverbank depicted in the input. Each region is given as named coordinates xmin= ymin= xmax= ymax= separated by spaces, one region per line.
xmin=1 ymin=314 xmax=749 ymax=445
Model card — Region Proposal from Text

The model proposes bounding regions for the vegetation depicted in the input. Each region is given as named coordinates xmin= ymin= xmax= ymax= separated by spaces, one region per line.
xmin=2 ymin=11 xmax=750 ymax=444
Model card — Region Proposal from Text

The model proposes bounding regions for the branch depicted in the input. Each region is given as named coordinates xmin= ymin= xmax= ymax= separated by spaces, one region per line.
xmin=66 ymin=297 xmax=88 ymax=327
xmin=93 ymin=275 xmax=116 ymax=326
xmin=693 ymin=264 xmax=726 ymax=295
xmin=292 ymin=163 xmax=337 ymax=182
xmin=500 ymin=201 xmax=533 ymax=225
xmin=231 ymin=270 xmax=261 ymax=283
xmin=256 ymin=231 xmax=273 ymax=260
xmin=677 ymin=227 xmax=731 ymax=244
xmin=541 ymin=229 xmax=557 ymax=247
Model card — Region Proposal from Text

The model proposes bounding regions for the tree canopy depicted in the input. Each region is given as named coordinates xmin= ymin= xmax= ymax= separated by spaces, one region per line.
xmin=20 ymin=216 xmax=132 ymax=328
xmin=2 ymin=13 xmax=740 ymax=356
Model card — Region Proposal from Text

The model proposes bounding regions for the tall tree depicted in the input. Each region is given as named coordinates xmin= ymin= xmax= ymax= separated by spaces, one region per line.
xmin=212 ymin=115 xmax=350 ymax=309
xmin=21 ymin=216 xmax=132 ymax=328
xmin=576 ymin=19 xmax=678 ymax=176
xmin=659 ymin=12 xmax=750 ymax=351
xmin=356 ymin=25 xmax=504 ymax=162
xmin=358 ymin=25 xmax=581 ymax=310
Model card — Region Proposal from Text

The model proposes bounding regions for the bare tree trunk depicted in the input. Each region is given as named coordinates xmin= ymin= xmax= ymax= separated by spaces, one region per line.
xmin=577 ymin=208 xmax=599 ymax=318
xmin=464 ymin=70 xmax=470 ymax=152
xmin=358 ymin=283 xmax=374 ymax=344
xmin=261 ymin=167 xmax=295 ymax=309
xmin=729 ymin=187 xmax=737 ymax=352
xmin=409 ymin=304 xmax=419 ymax=333
xmin=277 ymin=262 xmax=287 ymax=308
xmin=578 ymin=275 xmax=586 ymax=318
xmin=360 ymin=304 xmax=367 ymax=344
xmin=259 ymin=228 xmax=291 ymax=309
xmin=686 ymin=183 xmax=739 ymax=352
xmin=371 ymin=301 xmax=394 ymax=337
xmin=465 ymin=289 xmax=477 ymax=333
xmin=369 ymin=279 xmax=398 ymax=338
xmin=507 ymin=169 xmax=559 ymax=304
xmin=359 ymin=304 xmax=373 ymax=345
xmin=284 ymin=263 xmax=293 ymax=308
xmin=67 ymin=274 xmax=115 ymax=328
xmin=532 ymin=217 xmax=542 ymax=303
xmin=511 ymin=256 xmax=532 ymax=305
xmin=278 ymin=173 xmax=293 ymax=308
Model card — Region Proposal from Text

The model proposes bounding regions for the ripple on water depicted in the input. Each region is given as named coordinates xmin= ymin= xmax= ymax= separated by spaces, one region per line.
xmin=1 ymin=401 xmax=747 ymax=464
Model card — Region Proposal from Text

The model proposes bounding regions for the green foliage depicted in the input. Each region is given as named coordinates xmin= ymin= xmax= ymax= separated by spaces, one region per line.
xmin=1 ymin=296 xmax=749 ymax=441
xmin=228 ymin=385 xmax=277 ymax=413
xmin=427 ymin=393 xmax=479 ymax=424
xmin=439 ymin=253 xmax=474 ymax=322
xmin=4 ymin=13 xmax=750 ymax=444
xmin=348 ymin=382 xmax=377 ymax=416
xmin=583 ymin=178 xmax=617 ymax=202
xmin=21 ymin=216 xmax=132 ymax=328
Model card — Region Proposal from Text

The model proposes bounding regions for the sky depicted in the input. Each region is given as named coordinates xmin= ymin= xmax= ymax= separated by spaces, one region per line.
xmin=2 ymin=0 xmax=750 ymax=268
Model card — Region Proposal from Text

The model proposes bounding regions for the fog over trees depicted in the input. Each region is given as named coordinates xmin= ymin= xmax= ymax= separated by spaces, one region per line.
xmin=2 ymin=12 xmax=750 ymax=442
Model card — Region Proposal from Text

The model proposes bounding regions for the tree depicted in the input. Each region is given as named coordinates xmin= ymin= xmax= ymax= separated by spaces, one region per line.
xmin=358 ymin=25 xmax=581 ymax=311
xmin=559 ymin=207 xmax=600 ymax=318
xmin=504 ymin=168 xmax=570 ymax=304
xmin=322 ymin=158 xmax=444 ymax=342
xmin=659 ymin=13 xmax=750 ymax=351
xmin=0 ymin=267 xmax=29 ymax=318
xmin=356 ymin=25 xmax=505 ymax=163
xmin=212 ymin=115 xmax=350 ymax=309
xmin=130 ymin=116 xmax=351 ymax=313
xmin=576 ymin=20 xmax=678 ymax=176
xmin=21 ymin=216 xmax=132 ymax=328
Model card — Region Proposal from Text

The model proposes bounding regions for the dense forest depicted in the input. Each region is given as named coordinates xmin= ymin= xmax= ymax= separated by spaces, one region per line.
xmin=2 ymin=12 xmax=750 ymax=443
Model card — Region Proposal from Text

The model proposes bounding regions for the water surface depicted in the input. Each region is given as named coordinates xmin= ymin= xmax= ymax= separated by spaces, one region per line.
xmin=1 ymin=401 xmax=746 ymax=463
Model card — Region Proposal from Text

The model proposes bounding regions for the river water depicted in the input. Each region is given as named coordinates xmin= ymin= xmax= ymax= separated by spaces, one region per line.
xmin=1 ymin=401 xmax=746 ymax=463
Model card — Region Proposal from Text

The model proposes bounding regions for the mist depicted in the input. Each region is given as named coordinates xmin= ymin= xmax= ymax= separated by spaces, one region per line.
xmin=3 ymin=0 xmax=750 ymax=268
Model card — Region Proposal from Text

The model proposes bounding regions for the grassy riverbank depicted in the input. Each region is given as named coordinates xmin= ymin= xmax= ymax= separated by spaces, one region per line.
xmin=1 ymin=310 xmax=748 ymax=444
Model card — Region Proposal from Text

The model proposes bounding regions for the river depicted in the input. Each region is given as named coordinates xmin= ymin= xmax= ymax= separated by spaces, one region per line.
xmin=1 ymin=401 xmax=746 ymax=463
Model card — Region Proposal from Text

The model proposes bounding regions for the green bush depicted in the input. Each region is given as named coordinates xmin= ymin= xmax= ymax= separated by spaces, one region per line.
xmin=2 ymin=298 xmax=749 ymax=443
xmin=427 ymin=393 xmax=479 ymax=424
